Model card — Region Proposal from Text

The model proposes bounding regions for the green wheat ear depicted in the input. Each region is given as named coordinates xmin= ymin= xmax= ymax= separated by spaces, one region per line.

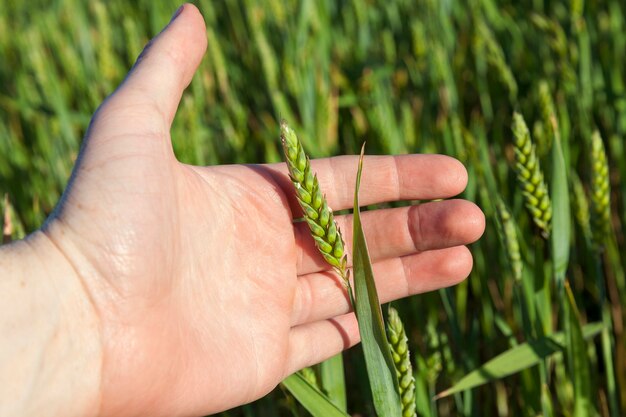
xmin=590 ymin=130 xmax=611 ymax=248
xmin=571 ymin=172 xmax=592 ymax=243
xmin=386 ymin=307 xmax=416 ymax=417
xmin=495 ymin=197 xmax=522 ymax=283
xmin=538 ymin=81 xmax=557 ymax=156
xmin=280 ymin=121 xmax=350 ymax=287
xmin=512 ymin=112 xmax=552 ymax=238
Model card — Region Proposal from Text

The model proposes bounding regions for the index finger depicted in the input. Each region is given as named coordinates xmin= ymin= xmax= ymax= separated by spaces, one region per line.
xmin=264 ymin=154 xmax=468 ymax=213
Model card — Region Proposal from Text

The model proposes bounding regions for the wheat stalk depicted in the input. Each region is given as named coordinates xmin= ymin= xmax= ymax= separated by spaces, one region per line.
xmin=590 ymin=130 xmax=611 ymax=248
xmin=280 ymin=121 xmax=350 ymax=288
xmin=512 ymin=112 xmax=552 ymax=238
xmin=387 ymin=307 xmax=416 ymax=417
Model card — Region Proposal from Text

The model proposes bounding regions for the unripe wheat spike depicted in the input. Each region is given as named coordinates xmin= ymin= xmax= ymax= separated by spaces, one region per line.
xmin=495 ymin=198 xmax=522 ymax=283
xmin=512 ymin=112 xmax=552 ymax=238
xmin=538 ymin=81 xmax=557 ymax=155
xmin=387 ymin=307 xmax=417 ymax=417
xmin=572 ymin=173 xmax=592 ymax=243
xmin=590 ymin=130 xmax=611 ymax=248
xmin=280 ymin=121 xmax=350 ymax=286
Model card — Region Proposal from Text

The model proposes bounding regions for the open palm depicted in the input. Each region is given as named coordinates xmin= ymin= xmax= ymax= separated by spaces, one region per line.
xmin=43 ymin=5 xmax=484 ymax=417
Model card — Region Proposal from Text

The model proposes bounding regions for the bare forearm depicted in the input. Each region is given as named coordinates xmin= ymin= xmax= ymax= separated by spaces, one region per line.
xmin=0 ymin=232 xmax=102 ymax=417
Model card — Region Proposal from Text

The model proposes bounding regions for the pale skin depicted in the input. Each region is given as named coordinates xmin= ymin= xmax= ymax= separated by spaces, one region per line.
xmin=0 ymin=4 xmax=485 ymax=417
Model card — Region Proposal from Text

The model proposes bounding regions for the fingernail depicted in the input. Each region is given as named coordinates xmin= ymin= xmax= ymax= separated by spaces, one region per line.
xmin=170 ymin=5 xmax=184 ymax=23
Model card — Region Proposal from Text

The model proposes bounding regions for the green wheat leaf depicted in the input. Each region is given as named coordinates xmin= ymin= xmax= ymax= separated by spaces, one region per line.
xmin=550 ymin=128 xmax=570 ymax=288
xmin=282 ymin=372 xmax=350 ymax=417
xmin=564 ymin=283 xmax=596 ymax=417
xmin=319 ymin=354 xmax=347 ymax=412
xmin=436 ymin=322 xmax=603 ymax=399
xmin=353 ymin=144 xmax=402 ymax=417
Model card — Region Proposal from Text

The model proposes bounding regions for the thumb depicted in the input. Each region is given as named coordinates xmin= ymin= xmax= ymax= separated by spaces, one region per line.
xmin=95 ymin=4 xmax=207 ymax=136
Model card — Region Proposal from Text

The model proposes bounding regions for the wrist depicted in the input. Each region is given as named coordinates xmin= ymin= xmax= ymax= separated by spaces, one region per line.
xmin=0 ymin=231 xmax=102 ymax=416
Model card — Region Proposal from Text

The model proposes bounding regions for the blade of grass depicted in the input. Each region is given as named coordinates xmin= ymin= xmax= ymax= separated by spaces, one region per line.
xmin=435 ymin=322 xmax=603 ymax=399
xmin=281 ymin=372 xmax=350 ymax=417
xmin=550 ymin=124 xmax=570 ymax=290
xmin=319 ymin=354 xmax=347 ymax=412
xmin=564 ymin=282 xmax=596 ymax=417
xmin=352 ymin=144 xmax=402 ymax=417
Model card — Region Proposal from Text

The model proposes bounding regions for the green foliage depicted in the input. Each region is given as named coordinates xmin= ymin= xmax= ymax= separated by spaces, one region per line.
xmin=281 ymin=373 xmax=350 ymax=417
xmin=436 ymin=322 xmax=603 ymax=399
xmin=564 ymin=284 xmax=596 ymax=416
xmin=352 ymin=147 xmax=402 ymax=417
xmin=318 ymin=354 xmax=347 ymax=412
xmin=550 ymin=116 xmax=571 ymax=287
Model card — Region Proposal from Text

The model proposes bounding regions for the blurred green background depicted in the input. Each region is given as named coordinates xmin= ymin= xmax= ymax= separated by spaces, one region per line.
xmin=1 ymin=0 xmax=625 ymax=416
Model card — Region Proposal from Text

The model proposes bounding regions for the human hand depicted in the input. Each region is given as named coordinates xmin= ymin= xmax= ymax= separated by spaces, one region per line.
xmin=29 ymin=4 xmax=484 ymax=416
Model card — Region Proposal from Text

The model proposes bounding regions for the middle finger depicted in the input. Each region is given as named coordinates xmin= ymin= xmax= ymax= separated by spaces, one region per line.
xmin=293 ymin=199 xmax=484 ymax=275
